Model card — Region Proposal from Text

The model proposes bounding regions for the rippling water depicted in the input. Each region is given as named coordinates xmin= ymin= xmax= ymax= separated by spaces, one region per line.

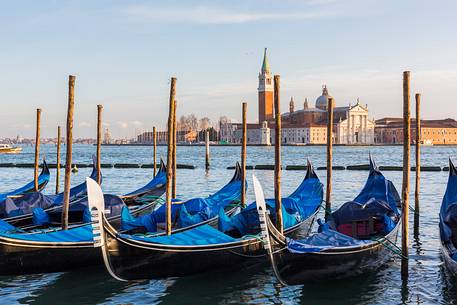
xmin=1 ymin=144 xmax=457 ymax=304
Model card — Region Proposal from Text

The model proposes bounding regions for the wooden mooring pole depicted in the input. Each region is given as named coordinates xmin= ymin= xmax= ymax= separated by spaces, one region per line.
xmin=274 ymin=75 xmax=283 ymax=234
xmin=172 ymin=100 xmax=177 ymax=199
xmin=96 ymin=105 xmax=103 ymax=185
xmin=205 ymin=130 xmax=210 ymax=170
xmin=165 ymin=77 xmax=177 ymax=235
xmin=241 ymin=102 xmax=247 ymax=208
xmin=62 ymin=75 xmax=75 ymax=230
xmin=153 ymin=126 xmax=157 ymax=177
xmin=325 ymin=97 xmax=334 ymax=222
xmin=34 ymin=108 xmax=42 ymax=192
xmin=414 ymin=93 xmax=421 ymax=234
xmin=56 ymin=126 xmax=61 ymax=194
xmin=401 ymin=71 xmax=411 ymax=279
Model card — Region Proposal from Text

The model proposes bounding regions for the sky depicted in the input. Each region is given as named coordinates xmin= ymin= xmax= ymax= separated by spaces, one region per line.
xmin=1 ymin=0 xmax=456 ymax=139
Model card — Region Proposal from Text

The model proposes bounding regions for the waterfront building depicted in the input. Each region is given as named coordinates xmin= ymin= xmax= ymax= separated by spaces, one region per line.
xmin=137 ymin=130 xmax=197 ymax=144
xmin=375 ymin=118 xmax=457 ymax=144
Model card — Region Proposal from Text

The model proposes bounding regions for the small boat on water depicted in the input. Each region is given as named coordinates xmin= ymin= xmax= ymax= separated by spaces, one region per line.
xmin=0 ymin=160 xmax=50 ymax=201
xmin=96 ymin=161 xmax=322 ymax=281
xmin=0 ymin=144 xmax=22 ymax=154
xmin=439 ymin=159 xmax=457 ymax=274
xmin=257 ymin=156 xmax=402 ymax=285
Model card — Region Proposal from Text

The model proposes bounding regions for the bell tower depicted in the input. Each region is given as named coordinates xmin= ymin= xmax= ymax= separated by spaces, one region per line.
xmin=258 ymin=48 xmax=274 ymax=123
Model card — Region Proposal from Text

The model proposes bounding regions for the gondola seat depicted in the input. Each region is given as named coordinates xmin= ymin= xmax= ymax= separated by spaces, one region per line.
xmin=331 ymin=198 xmax=397 ymax=240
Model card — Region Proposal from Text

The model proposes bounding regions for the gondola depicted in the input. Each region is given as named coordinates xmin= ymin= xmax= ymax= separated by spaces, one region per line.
xmin=120 ymin=159 xmax=167 ymax=205
xmin=1 ymin=159 xmax=167 ymax=229
xmin=95 ymin=161 xmax=323 ymax=280
xmin=0 ymin=160 xmax=50 ymax=201
xmin=1 ymin=159 xmax=101 ymax=227
xmin=0 ymin=163 xmax=243 ymax=275
xmin=0 ymin=179 xmax=105 ymax=276
xmin=257 ymin=156 xmax=402 ymax=285
xmin=439 ymin=159 xmax=457 ymax=275
xmin=119 ymin=162 xmax=244 ymax=234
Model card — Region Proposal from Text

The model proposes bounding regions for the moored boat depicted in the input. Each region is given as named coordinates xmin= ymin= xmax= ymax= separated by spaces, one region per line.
xmin=439 ymin=159 xmax=457 ymax=274
xmin=0 ymin=160 xmax=50 ymax=201
xmin=0 ymin=163 xmax=242 ymax=276
xmin=0 ymin=144 xmax=22 ymax=154
xmin=257 ymin=156 xmax=402 ymax=285
xmin=96 ymin=161 xmax=323 ymax=280
xmin=1 ymin=159 xmax=167 ymax=229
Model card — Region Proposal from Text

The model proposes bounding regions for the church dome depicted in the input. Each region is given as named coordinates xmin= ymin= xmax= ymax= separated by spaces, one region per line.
xmin=315 ymin=85 xmax=333 ymax=110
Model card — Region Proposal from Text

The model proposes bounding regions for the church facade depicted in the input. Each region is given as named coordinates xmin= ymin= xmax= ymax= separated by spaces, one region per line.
xmin=223 ymin=49 xmax=375 ymax=145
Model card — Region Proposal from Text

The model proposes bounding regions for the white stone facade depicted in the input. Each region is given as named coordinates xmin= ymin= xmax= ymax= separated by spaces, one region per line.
xmin=334 ymin=103 xmax=375 ymax=144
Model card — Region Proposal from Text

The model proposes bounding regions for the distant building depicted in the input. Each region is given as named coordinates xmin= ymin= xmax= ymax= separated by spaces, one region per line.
xmin=137 ymin=130 xmax=197 ymax=144
xmin=220 ymin=118 xmax=238 ymax=143
xmin=375 ymin=118 xmax=457 ymax=144
xmin=103 ymin=128 xmax=112 ymax=144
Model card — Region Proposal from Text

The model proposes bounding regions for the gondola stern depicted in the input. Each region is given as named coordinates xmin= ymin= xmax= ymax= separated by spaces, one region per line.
xmin=41 ymin=158 xmax=50 ymax=176
xmin=305 ymin=159 xmax=318 ymax=180
xmin=230 ymin=162 xmax=243 ymax=183
xmin=159 ymin=158 xmax=167 ymax=173
xmin=90 ymin=155 xmax=102 ymax=185
xmin=369 ymin=154 xmax=381 ymax=175
xmin=449 ymin=158 xmax=457 ymax=177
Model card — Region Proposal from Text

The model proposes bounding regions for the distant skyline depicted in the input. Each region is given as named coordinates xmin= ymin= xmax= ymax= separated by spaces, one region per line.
xmin=1 ymin=0 xmax=456 ymax=138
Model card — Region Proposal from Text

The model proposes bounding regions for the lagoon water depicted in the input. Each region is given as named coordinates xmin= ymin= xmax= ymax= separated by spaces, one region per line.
xmin=1 ymin=144 xmax=457 ymax=304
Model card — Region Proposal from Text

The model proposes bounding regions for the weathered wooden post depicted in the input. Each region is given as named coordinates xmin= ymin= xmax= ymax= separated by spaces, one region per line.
xmin=273 ymin=75 xmax=283 ymax=233
xmin=165 ymin=77 xmax=176 ymax=235
xmin=56 ymin=126 xmax=61 ymax=194
xmin=172 ymin=100 xmax=177 ymax=199
xmin=325 ymin=97 xmax=334 ymax=222
xmin=153 ymin=126 xmax=157 ymax=177
xmin=34 ymin=108 xmax=42 ymax=192
xmin=205 ymin=130 xmax=210 ymax=170
xmin=402 ymin=71 xmax=411 ymax=279
xmin=62 ymin=75 xmax=75 ymax=230
xmin=96 ymin=105 xmax=103 ymax=185
xmin=414 ymin=93 xmax=421 ymax=234
xmin=241 ymin=102 xmax=247 ymax=207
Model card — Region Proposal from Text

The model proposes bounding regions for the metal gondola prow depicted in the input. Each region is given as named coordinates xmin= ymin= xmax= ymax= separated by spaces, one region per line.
xmin=253 ymin=174 xmax=287 ymax=286
xmin=87 ymin=178 xmax=127 ymax=282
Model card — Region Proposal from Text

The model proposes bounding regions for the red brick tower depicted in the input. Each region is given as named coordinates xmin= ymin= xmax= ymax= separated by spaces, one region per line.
xmin=258 ymin=48 xmax=274 ymax=123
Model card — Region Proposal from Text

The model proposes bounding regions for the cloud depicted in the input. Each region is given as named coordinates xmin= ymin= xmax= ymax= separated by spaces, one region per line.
xmin=117 ymin=121 xmax=128 ymax=129
xmin=129 ymin=120 xmax=144 ymax=127
xmin=124 ymin=5 xmax=339 ymax=24
xmin=78 ymin=121 xmax=91 ymax=128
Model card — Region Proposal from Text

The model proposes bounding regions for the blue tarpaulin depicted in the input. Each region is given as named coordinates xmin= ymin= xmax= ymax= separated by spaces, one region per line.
xmin=121 ymin=224 xmax=237 ymax=245
xmin=121 ymin=165 xmax=244 ymax=232
xmin=0 ymin=163 xmax=100 ymax=219
xmin=0 ymin=224 xmax=94 ymax=243
xmin=218 ymin=171 xmax=323 ymax=235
